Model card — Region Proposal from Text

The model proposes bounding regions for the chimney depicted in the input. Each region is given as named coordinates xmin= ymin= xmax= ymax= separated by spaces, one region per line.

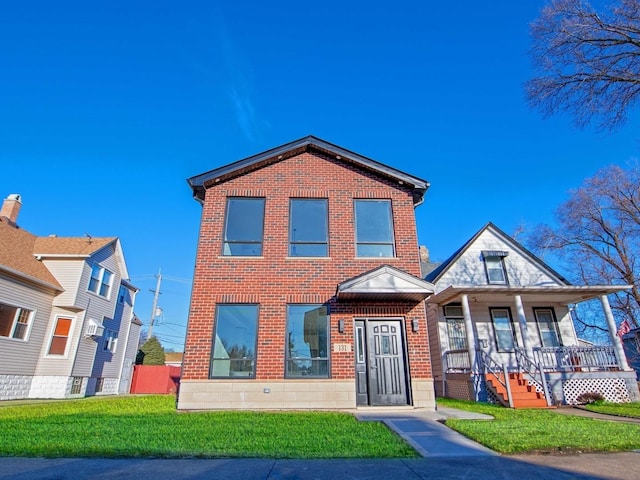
xmin=0 ymin=194 xmax=22 ymax=225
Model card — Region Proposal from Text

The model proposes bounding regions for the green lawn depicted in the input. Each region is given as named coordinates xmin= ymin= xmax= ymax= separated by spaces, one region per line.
xmin=438 ymin=397 xmax=640 ymax=454
xmin=0 ymin=395 xmax=417 ymax=459
xmin=585 ymin=401 xmax=640 ymax=418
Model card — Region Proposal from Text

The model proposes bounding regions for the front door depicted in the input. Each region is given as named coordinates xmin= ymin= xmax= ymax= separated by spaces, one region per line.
xmin=355 ymin=319 xmax=409 ymax=406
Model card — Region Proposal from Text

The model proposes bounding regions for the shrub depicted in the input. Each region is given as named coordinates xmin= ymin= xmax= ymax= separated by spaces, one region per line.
xmin=575 ymin=391 xmax=605 ymax=405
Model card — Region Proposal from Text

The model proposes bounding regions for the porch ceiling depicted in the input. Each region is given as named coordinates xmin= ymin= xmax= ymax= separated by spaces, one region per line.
xmin=430 ymin=285 xmax=633 ymax=306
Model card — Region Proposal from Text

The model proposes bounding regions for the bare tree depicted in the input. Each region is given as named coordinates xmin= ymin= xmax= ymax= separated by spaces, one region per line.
xmin=529 ymin=164 xmax=640 ymax=333
xmin=527 ymin=0 xmax=640 ymax=130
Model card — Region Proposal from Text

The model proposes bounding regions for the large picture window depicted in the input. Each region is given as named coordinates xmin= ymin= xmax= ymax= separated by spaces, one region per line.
xmin=286 ymin=305 xmax=329 ymax=378
xmin=354 ymin=199 xmax=395 ymax=257
xmin=223 ymin=198 xmax=265 ymax=256
xmin=0 ymin=302 xmax=33 ymax=340
xmin=210 ymin=305 xmax=258 ymax=378
xmin=289 ymin=199 xmax=328 ymax=257
xmin=88 ymin=264 xmax=113 ymax=298
xmin=490 ymin=308 xmax=516 ymax=352
xmin=534 ymin=308 xmax=561 ymax=347
xmin=48 ymin=317 xmax=73 ymax=355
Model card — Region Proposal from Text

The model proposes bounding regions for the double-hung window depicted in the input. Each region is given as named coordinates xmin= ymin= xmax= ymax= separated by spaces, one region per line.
xmin=0 ymin=302 xmax=33 ymax=340
xmin=104 ymin=329 xmax=119 ymax=353
xmin=482 ymin=251 xmax=508 ymax=284
xmin=210 ymin=304 xmax=258 ymax=378
xmin=48 ymin=317 xmax=73 ymax=355
xmin=490 ymin=308 xmax=516 ymax=352
xmin=289 ymin=199 xmax=328 ymax=257
xmin=354 ymin=199 xmax=395 ymax=257
xmin=223 ymin=198 xmax=265 ymax=256
xmin=534 ymin=307 xmax=561 ymax=347
xmin=286 ymin=305 xmax=329 ymax=378
xmin=88 ymin=264 xmax=114 ymax=298
xmin=444 ymin=305 xmax=467 ymax=350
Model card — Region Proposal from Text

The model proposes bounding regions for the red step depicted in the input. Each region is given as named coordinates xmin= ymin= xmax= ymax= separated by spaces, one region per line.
xmin=485 ymin=372 xmax=551 ymax=409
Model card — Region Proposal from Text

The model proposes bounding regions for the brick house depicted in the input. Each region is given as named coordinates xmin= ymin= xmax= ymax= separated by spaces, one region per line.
xmin=177 ymin=136 xmax=436 ymax=410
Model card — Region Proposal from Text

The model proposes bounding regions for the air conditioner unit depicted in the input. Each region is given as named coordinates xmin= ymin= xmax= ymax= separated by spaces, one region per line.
xmin=85 ymin=318 xmax=105 ymax=338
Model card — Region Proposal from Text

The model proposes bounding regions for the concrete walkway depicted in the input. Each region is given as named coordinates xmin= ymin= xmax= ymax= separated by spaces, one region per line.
xmin=355 ymin=406 xmax=496 ymax=458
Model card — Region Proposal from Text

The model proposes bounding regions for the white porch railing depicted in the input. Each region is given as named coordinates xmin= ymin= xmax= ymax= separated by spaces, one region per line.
xmin=534 ymin=346 xmax=619 ymax=372
xmin=444 ymin=349 xmax=471 ymax=372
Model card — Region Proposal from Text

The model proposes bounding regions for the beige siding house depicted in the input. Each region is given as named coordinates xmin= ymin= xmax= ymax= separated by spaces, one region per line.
xmin=425 ymin=223 xmax=639 ymax=407
xmin=0 ymin=194 xmax=141 ymax=400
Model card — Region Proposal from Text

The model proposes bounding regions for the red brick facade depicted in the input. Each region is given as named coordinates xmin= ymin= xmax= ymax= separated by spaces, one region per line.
xmin=181 ymin=140 xmax=433 ymax=408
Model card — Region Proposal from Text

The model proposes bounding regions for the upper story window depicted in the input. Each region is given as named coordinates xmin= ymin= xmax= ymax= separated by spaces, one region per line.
xmin=223 ymin=198 xmax=265 ymax=256
xmin=210 ymin=304 xmax=258 ymax=378
xmin=289 ymin=199 xmax=328 ymax=257
xmin=118 ymin=286 xmax=127 ymax=304
xmin=88 ymin=264 xmax=113 ymax=298
xmin=354 ymin=199 xmax=395 ymax=257
xmin=482 ymin=250 xmax=509 ymax=285
xmin=0 ymin=302 xmax=33 ymax=341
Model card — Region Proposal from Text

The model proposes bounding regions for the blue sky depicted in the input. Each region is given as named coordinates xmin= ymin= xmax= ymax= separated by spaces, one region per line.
xmin=1 ymin=1 xmax=638 ymax=351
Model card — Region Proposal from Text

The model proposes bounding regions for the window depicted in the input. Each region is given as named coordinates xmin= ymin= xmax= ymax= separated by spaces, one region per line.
xmin=48 ymin=317 xmax=73 ymax=355
xmin=223 ymin=198 xmax=265 ymax=256
xmin=482 ymin=251 xmax=508 ymax=284
xmin=490 ymin=308 xmax=516 ymax=351
xmin=103 ymin=329 xmax=118 ymax=353
xmin=95 ymin=377 xmax=105 ymax=393
xmin=354 ymin=199 xmax=395 ymax=257
xmin=444 ymin=305 xmax=467 ymax=350
xmin=88 ymin=264 xmax=113 ymax=298
xmin=289 ymin=199 xmax=328 ymax=256
xmin=286 ymin=305 xmax=329 ymax=378
xmin=210 ymin=305 xmax=258 ymax=378
xmin=534 ymin=308 xmax=561 ymax=347
xmin=0 ymin=302 xmax=33 ymax=340
xmin=70 ymin=377 xmax=83 ymax=395
xmin=118 ymin=285 xmax=127 ymax=304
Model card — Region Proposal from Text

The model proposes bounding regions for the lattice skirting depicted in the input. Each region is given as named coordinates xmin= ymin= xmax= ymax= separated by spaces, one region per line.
xmin=562 ymin=377 xmax=630 ymax=404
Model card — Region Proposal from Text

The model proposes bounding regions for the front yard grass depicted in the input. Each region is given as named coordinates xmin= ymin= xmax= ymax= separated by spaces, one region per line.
xmin=0 ymin=395 xmax=417 ymax=459
xmin=584 ymin=401 xmax=640 ymax=418
xmin=438 ymin=397 xmax=640 ymax=454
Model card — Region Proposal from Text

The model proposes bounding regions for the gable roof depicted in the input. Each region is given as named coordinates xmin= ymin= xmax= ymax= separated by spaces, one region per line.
xmin=336 ymin=264 xmax=435 ymax=302
xmin=33 ymin=236 xmax=116 ymax=257
xmin=0 ymin=218 xmax=62 ymax=291
xmin=187 ymin=135 xmax=430 ymax=205
xmin=424 ymin=222 xmax=570 ymax=285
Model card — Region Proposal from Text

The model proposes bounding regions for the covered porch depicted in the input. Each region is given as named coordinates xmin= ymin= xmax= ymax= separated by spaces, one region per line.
xmin=431 ymin=284 xmax=638 ymax=407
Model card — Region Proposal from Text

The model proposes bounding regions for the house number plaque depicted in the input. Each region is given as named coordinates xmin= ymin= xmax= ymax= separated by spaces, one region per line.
xmin=333 ymin=343 xmax=352 ymax=352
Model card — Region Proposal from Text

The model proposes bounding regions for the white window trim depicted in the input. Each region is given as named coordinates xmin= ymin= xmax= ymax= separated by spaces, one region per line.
xmin=87 ymin=263 xmax=114 ymax=299
xmin=45 ymin=315 xmax=76 ymax=358
xmin=103 ymin=329 xmax=119 ymax=353
xmin=0 ymin=302 xmax=35 ymax=342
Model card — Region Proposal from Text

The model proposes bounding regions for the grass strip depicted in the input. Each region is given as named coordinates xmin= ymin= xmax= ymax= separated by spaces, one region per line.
xmin=584 ymin=401 xmax=640 ymax=418
xmin=0 ymin=395 xmax=417 ymax=459
xmin=437 ymin=397 xmax=640 ymax=454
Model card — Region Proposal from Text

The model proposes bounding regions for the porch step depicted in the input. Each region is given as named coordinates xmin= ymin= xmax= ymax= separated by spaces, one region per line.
xmin=485 ymin=373 xmax=551 ymax=409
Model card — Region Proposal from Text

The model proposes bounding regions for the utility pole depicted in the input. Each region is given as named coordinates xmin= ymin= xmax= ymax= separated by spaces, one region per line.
xmin=147 ymin=268 xmax=162 ymax=341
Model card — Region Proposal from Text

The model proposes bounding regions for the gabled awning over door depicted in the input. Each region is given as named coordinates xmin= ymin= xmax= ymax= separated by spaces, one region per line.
xmin=336 ymin=265 xmax=435 ymax=302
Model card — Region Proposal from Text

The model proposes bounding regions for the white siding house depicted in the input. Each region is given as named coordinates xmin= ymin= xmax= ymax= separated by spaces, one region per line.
xmin=425 ymin=223 xmax=638 ymax=407
xmin=0 ymin=194 xmax=141 ymax=400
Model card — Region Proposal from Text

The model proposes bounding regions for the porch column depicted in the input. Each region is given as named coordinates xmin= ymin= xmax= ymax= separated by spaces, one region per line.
xmin=461 ymin=294 xmax=478 ymax=373
xmin=514 ymin=295 xmax=533 ymax=360
xmin=600 ymin=294 xmax=631 ymax=371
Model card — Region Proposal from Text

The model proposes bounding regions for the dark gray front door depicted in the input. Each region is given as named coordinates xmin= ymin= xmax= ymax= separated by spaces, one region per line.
xmin=355 ymin=319 xmax=408 ymax=406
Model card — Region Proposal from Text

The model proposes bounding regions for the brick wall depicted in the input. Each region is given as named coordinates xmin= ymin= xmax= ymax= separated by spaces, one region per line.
xmin=183 ymin=150 xmax=432 ymax=383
